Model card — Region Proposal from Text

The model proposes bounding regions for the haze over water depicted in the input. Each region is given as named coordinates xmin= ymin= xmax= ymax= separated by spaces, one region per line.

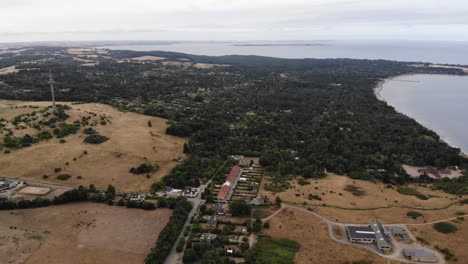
xmin=381 ymin=74 xmax=468 ymax=153
xmin=99 ymin=40 xmax=468 ymax=65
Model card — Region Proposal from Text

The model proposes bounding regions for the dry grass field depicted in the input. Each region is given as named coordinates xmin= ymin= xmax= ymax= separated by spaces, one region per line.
xmin=409 ymin=220 xmax=468 ymax=263
xmin=0 ymin=203 xmax=171 ymax=264
xmin=0 ymin=66 xmax=18 ymax=75
xmin=264 ymin=207 xmax=404 ymax=264
xmin=0 ymin=100 xmax=186 ymax=192
xmin=260 ymin=173 xmax=467 ymax=224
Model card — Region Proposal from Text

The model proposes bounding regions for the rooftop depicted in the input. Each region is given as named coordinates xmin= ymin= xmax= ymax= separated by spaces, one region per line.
xmin=403 ymin=248 xmax=437 ymax=259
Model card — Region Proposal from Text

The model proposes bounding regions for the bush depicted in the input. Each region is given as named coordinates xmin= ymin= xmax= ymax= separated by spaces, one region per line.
xmin=407 ymin=211 xmax=423 ymax=219
xmin=433 ymin=222 xmax=458 ymax=234
xmin=397 ymin=187 xmax=429 ymax=200
xmin=56 ymin=174 xmax=72 ymax=181
xmin=130 ymin=163 xmax=156 ymax=174
xmin=84 ymin=134 xmax=109 ymax=144
xmin=83 ymin=127 xmax=97 ymax=135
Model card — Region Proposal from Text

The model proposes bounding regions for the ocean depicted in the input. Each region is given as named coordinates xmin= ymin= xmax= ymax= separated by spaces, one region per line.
xmin=380 ymin=74 xmax=468 ymax=153
xmin=98 ymin=41 xmax=468 ymax=153
xmin=98 ymin=40 xmax=468 ymax=65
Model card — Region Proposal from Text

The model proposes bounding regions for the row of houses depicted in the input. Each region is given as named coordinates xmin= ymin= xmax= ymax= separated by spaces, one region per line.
xmin=217 ymin=165 xmax=242 ymax=203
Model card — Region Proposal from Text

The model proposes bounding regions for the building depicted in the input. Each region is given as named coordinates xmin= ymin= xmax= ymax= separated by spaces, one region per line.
xmin=403 ymin=248 xmax=438 ymax=263
xmin=346 ymin=220 xmax=392 ymax=254
xmin=249 ymin=196 xmax=267 ymax=205
xmin=200 ymin=233 xmax=216 ymax=243
xmin=129 ymin=193 xmax=145 ymax=202
xmin=212 ymin=203 xmax=225 ymax=215
xmin=0 ymin=178 xmax=18 ymax=192
xmin=391 ymin=227 xmax=410 ymax=242
xmin=216 ymin=165 xmax=242 ymax=203
xmin=207 ymin=215 xmax=217 ymax=227
xmin=0 ymin=192 xmax=11 ymax=200
xmin=370 ymin=221 xmax=392 ymax=254
xmin=184 ymin=188 xmax=200 ymax=198
xmin=166 ymin=188 xmax=183 ymax=197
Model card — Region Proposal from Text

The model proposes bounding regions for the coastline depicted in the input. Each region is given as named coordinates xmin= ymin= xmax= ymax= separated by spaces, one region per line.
xmin=375 ymin=74 xmax=468 ymax=157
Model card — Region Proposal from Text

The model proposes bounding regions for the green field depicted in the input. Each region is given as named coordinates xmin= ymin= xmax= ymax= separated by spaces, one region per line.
xmin=246 ymin=237 xmax=300 ymax=264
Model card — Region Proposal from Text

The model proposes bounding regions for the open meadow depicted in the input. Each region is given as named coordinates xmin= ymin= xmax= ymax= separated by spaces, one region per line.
xmin=264 ymin=207 xmax=404 ymax=264
xmin=0 ymin=203 xmax=171 ymax=264
xmin=0 ymin=100 xmax=186 ymax=192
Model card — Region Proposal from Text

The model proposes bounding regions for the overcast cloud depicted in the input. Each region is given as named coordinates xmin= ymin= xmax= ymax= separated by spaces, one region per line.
xmin=1 ymin=0 xmax=468 ymax=42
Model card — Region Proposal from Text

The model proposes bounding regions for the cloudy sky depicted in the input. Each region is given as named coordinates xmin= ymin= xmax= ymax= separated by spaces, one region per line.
xmin=1 ymin=0 xmax=468 ymax=42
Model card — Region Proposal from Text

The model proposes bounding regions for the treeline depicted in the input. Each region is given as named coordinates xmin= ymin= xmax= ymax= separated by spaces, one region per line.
xmin=145 ymin=198 xmax=193 ymax=264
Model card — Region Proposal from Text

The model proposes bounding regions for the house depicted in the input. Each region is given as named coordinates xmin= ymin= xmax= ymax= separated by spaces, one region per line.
xmin=391 ymin=227 xmax=410 ymax=242
xmin=200 ymin=233 xmax=216 ymax=243
xmin=0 ymin=192 xmax=11 ymax=200
xmin=212 ymin=203 xmax=225 ymax=215
xmin=173 ymin=156 xmax=184 ymax=162
xmin=166 ymin=188 xmax=183 ymax=197
xmin=346 ymin=220 xmax=392 ymax=254
xmin=129 ymin=193 xmax=145 ymax=202
xmin=217 ymin=165 xmax=242 ymax=203
xmin=207 ymin=215 xmax=217 ymax=226
xmin=184 ymin=188 xmax=200 ymax=198
xmin=403 ymin=249 xmax=438 ymax=263
xmin=0 ymin=179 xmax=18 ymax=192
xmin=249 ymin=196 xmax=267 ymax=205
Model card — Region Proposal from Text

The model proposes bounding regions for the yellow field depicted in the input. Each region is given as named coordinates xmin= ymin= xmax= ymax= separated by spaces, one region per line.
xmin=260 ymin=173 xmax=467 ymax=224
xmin=0 ymin=100 xmax=186 ymax=192
xmin=409 ymin=220 xmax=468 ymax=263
xmin=0 ymin=203 xmax=171 ymax=264
xmin=265 ymin=207 xmax=403 ymax=264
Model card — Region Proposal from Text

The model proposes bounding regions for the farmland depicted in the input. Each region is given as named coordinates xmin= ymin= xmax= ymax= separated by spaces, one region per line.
xmin=0 ymin=203 xmax=172 ymax=264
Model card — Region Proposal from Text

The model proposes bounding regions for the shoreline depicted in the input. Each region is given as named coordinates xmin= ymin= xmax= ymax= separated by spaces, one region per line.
xmin=375 ymin=74 xmax=468 ymax=157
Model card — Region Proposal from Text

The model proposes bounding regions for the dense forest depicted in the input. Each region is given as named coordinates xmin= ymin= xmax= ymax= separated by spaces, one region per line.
xmin=1 ymin=46 xmax=467 ymax=193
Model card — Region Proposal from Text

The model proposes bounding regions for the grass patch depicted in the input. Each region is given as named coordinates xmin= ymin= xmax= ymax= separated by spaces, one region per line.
xmin=397 ymin=187 xmax=429 ymax=200
xmin=246 ymin=237 xmax=300 ymax=264
xmin=344 ymin=185 xmax=366 ymax=196
xmin=407 ymin=211 xmax=423 ymax=219
xmin=433 ymin=222 xmax=458 ymax=234
xmin=254 ymin=209 xmax=273 ymax=219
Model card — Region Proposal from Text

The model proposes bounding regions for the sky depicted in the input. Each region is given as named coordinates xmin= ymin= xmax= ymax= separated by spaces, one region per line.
xmin=1 ymin=0 xmax=468 ymax=42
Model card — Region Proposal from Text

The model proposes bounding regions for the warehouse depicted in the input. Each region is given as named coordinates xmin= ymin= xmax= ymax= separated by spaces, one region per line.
xmin=403 ymin=248 xmax=438 ymax=263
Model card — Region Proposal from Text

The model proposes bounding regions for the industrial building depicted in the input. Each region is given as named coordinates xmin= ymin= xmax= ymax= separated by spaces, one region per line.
xmin=403 ymin=248 xmax=438 ymax=263
xmin=346 ymin=220 xmax=393 ymax=254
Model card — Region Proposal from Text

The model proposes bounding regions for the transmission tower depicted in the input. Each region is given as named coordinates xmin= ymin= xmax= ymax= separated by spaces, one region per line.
xmin=48 ymin=70 xmax=56 ymax=109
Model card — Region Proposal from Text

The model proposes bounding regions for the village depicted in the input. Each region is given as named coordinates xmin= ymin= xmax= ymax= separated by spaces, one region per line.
xmin=0 ymin=154 xmax=452 ymax=264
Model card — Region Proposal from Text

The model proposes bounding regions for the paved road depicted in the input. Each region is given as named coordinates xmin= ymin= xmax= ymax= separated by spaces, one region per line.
xmin=3 ymin=177 xmax=73 ymax=190
xmin=164 ymin=181 xmax=211 ymax=264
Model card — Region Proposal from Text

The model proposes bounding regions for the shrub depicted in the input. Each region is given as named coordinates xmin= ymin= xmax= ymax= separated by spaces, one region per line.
xmin=130 ymin=163 xmax=156 ymax=174
xmin=83 ymin=127 xmax=97 ymax=135
xmin=433 ymin=222 xmax=458 ymax=234
xmin=56 ymin=174 xmax=72 ymax=181
xmin=397 ymin=187 xmax=429 ymax=200
xmin=54 ymin=167 xmax=62 ymax=173
xmin=84 ymin=134 xmax=109 ymax=144
xmin=407 ymin=211 xmax=423 ymax=219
